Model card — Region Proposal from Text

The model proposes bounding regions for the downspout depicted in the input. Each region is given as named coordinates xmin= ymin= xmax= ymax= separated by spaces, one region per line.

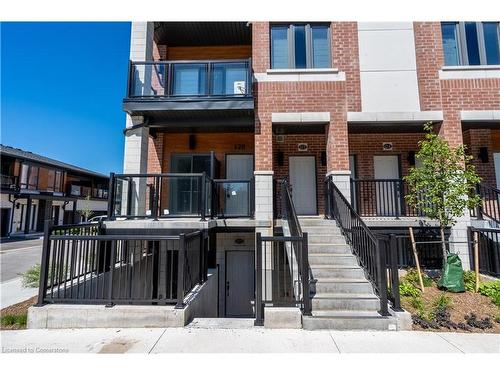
xmin=122 ymin=117 xmax=150 ymax=135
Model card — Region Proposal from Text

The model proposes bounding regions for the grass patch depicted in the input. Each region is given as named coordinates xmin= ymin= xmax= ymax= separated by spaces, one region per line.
xmin=21 ymin=264 xmax=41 ymax=288
xmin=1 ymin=313 xmax=27 ymax=329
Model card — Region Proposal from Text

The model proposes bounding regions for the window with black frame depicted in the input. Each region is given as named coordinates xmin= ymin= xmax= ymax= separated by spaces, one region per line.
xmin=441 ymin=22 xmax=500 ymax=66
xmin=270 ymin=23 xmax=331 ymax=69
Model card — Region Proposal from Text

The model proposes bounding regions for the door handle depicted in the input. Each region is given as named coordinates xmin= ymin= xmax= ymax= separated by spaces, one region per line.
xmin=226 ymin=281 xmax=230 ymax=296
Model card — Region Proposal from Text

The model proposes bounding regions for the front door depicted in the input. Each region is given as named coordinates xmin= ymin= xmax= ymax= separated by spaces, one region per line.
xmin=373 ymin=155 xmax=400 ymax=216
xmin=225 ymin=250 xmax=254 ymax=317
xmin=289 ymin=156 xmax=317 ymax=215
xmin=225 ymin=155 xmax=253 ymax=216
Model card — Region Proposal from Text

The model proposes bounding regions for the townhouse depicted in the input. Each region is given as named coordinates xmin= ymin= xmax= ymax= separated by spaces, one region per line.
xmin=29 ymin=22 xmax=500 ymax=330
xmin=0 ymin=144 xmax=109 ymax=238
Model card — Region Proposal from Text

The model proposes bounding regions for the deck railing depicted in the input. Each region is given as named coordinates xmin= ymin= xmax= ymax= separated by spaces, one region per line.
xmin=326 ymin=176 xmax=401 ymax=314
xmin=127 ymin=59 xmax=252 ymax=99
xmin=350 ymin=178 xmax=437 ymax=218
xmin=255 ymin=179 xmax=311 ymax=325
xmin=468 ymin=227 xmax=500 ymax=278
xmin=473 ymin=183 xmax=500 ymax=225
xmin=107 ymin=172 xmax=254 ymax=220
xmin=36 ymin=220 xmax=207 ymax=306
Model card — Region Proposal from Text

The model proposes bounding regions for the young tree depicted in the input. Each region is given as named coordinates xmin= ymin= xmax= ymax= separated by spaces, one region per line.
xmin=77 ymin=195 xmax=94 ymax=222
xmin=403 ymin=122 xmax=481 ymax=262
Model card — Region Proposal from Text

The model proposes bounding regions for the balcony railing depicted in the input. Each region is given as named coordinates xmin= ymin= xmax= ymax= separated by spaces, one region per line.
xmin=127 ymin=59 xmax=252 ymax=99
xmin=1 ymin=174 xmax=18 ymax=191
xmin=350 ymin=178 xmax=433 ymax=218
xmin=69 ymin=184 xmax=109 ymax=199
xmin=107 ymin=173 xmax=254 ymax=220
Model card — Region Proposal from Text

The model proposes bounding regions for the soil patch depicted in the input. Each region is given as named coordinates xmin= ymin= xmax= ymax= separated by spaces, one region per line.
xmin=401 ymin=284 xmax=500 ymax=333
xmin=1 ymin=296 xmax=37 ymax=330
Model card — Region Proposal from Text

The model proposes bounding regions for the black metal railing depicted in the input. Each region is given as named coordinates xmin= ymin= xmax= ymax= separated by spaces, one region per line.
xmin=350 ymin=178 xmax=433 ymax=218
xmin=108 ymin=172 xmax=254 ymax=220
xmin=255 ymin=179 xmax=311 ymax=325
xmin=326 ymin=176 xmax=401 ymax=314
xmin=212 ymin=178 xmax=254 ymax=218
xmin=473 ymin=183 xmax=500 ymax=224
xmin=127 ymin=59 xmax=252 ymax=99
xmin=468 ymin=227 xmax=500 ymax=277
xmin=0 ymin=174 xmax=19 ymax=191
xmin=36 ymin=220 xmax=208 ymax=306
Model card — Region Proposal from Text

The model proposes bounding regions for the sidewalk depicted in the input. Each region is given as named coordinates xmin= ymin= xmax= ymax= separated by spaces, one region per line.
xmin=0 ymin=277 xmax=38 ymax=308
xmin=1 ymin=326 xmax=499 ymax=353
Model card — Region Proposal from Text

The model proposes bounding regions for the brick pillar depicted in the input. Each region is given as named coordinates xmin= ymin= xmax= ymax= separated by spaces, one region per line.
xmin=326 ymin=89 xmax=350 ymax=201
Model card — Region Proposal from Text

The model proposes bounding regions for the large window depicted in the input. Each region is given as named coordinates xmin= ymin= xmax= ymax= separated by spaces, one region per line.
xmin=47 ymin=169 xmax=62 ymax=192
xmin=442 ymin=22 xmax=500 ymax=66
xmin=19 ymin=163 xmax=39 ymax=190
xmin=271 ymin=23 xmax=331 ymax=69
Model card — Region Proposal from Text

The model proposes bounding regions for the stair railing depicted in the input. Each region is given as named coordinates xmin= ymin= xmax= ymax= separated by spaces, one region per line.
xmin=325 ymin=176 xmax=401 ymax=316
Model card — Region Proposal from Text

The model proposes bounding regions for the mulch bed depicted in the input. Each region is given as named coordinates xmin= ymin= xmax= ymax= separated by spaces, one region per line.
xmin=401 ymin=285 xmax=500 ymax=333
xmin=1 ymin=296 xmax=37 ymax=330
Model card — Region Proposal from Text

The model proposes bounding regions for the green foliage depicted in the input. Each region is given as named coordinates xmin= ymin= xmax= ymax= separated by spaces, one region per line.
xmin=494 ymin=313 xmax=500 ymax=324
xmin=403 ymin=268 xmax=433 ymax=287
xmin=479 ymin=281 xmax=500 ymax=307
xmin=432 ymin=293 xmax=452 ymax=312
xmin=1 ymin=313 xmax=27 ymax=328
xmin=409 ymin=296 xmax=428 ymax=320
xmin=404 ymin=122 xmax=481 ymax=228
xmin=463 ymin=270 xmax=477 ymax=292
xmin=399 ymin=281 xmax=421 ymax=297
xmin=21 ymin=264 xmax=41 ymax=288
xmin=77 ymin=195 xmax=94 ymax=222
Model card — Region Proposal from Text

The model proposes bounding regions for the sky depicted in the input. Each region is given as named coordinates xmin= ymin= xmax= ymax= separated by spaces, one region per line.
xmin=1 ymin=22 xmax=131 ymax=175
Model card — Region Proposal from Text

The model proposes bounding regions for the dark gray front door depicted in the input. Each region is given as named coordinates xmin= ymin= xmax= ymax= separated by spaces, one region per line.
xmin=226 ymin=251 xmax=254 ymax=317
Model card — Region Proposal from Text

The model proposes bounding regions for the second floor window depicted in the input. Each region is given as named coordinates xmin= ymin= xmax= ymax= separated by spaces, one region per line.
xmin=442 ymin=22 xmax=500 ymax=66
xmin=47 ymin=170 xmax=62 ymax=192
xmin=271 ymin=24 xmax=331 ymax=69
xmin=20 ymin=163 xmax=39 ymax=190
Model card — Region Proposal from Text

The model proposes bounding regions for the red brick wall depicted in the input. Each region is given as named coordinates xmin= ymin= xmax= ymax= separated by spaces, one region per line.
xmin=413 ymin=22 xmax=444 ymax=111
xmin=252 ymin=22 xmax=269 ymax=74
xmin=463 ymin=129 xmax=496 ymax=187
xmin=349 ymin=133 xmax=424 ymax=179
xmin=147 ymin=133 xmax=164 ymax=174
xmin=332 ymin=22 xmax=361 ymax=112
xmin=273 ymin=134 xmax=327 ymax=214
xmin=439 ymin=78 xmax=500 ymax=147
xmin=254 ymin=81 xmax=349 ymax=171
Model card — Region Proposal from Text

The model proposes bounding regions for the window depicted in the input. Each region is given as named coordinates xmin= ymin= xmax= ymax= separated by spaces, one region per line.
xmin=441 ymin=22 xmax=500 ymax=66
xmin=46 ymin=169 xmax=62 ymax=192
xmin=270 ymin=24 xmax=331 ymax=69
xmin=19 ymin=163 xmax=39 ymax=190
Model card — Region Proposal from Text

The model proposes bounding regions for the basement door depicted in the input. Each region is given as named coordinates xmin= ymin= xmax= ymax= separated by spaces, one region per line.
xmin=289 ymin=156 xmax=317 ymax=215
xmin=373 ymin=155 xmax=401 ymax=216
xmin=225 ymin=251 xmax=254 ymax=317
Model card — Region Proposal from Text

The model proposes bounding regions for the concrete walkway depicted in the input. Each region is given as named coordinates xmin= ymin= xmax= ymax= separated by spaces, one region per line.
xmin=1 ymin=277 xmax=38 ymax=308
xmin=1 ymin=327 xmax=499 ymax=353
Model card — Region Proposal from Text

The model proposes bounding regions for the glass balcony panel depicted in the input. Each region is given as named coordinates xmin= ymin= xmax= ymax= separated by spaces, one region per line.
xmin=172 ymin=63 xmax=207 ymax=96
xmin=211 ymin=62 xmax=248 ymax=95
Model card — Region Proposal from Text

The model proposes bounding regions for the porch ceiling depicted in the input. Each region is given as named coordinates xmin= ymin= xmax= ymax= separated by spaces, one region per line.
xmin=154 ymin=22 xmax=251 ymax=46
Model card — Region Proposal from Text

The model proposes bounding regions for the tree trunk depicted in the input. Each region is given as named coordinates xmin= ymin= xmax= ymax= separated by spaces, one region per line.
xmin=440 ymin=226 xmax=447 ymax=266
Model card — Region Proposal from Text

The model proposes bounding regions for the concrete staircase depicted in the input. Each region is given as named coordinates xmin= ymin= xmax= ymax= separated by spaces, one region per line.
xmin=300 ymin=217 xmax=397 ymax=330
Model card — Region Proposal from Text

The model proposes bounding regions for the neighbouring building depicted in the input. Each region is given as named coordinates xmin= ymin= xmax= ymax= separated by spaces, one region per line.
xmin=0 ymin=144 xmax=109 ymax=238
xmin=28 ymin=22 xmax=500 ymax=330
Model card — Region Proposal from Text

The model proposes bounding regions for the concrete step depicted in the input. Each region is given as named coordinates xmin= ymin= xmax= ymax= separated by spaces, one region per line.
xmin=310 ymin=265 xmax=365 ymax=279
xmin=299 ymin=218 xmax=338 ymax=226
xmin=308 ymin=243 xmax=351 ymax=254
xmin=303 ymin=314 xmax=397 ymax=331
xmin=311 ymin=293 xmax=380 ymax=311
xmin=308 ymin=254 xmax=358 ymax=266
xmin=302 ymin=226 xmax=341 ymax=234
xmin=308 ymin=235 xmax=346 ymax=244
xmin=311 ymin=279 xmax=374 ymax=294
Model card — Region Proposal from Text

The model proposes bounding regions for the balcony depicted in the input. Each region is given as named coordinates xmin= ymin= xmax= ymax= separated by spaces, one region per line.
xmin=69 ymin=184 xmax=108 ymax=200
xmin=1 ymin=174 xmax=19 ymax=192
xmin=123 ymin=59 xmax=254 ymax=131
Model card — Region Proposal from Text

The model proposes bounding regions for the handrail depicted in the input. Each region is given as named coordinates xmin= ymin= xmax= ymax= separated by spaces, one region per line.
xmin=468 ymin=226 xmax=500 ymax=277
xmin=280 ymin=178 xmax=303 ymax=237
xmin=475 ymin=183 xmax=500 ymax=224
xmin=325 ymin=176 xmax=394 ymax=316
